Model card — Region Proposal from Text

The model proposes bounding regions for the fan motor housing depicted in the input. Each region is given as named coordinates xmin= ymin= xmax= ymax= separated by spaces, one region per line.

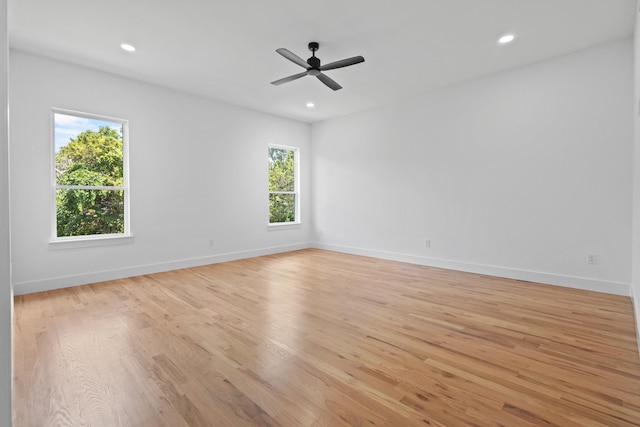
xmin=307 ymin=56 xmax=321 ymax=71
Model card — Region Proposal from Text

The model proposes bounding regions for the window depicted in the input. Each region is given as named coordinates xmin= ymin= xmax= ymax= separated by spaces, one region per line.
xmin=52 ymin=109 xmax=129 ymax=240
xmin=268 ymin=145 xmax=299 ymax=224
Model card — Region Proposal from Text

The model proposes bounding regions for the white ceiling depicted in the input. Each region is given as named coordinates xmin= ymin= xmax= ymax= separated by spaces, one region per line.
xmin=8 ymin=0 xmax=636 ymax=123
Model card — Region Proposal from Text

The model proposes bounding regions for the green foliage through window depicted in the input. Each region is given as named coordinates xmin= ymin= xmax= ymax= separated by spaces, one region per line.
xmin=54 ymin=112 xmax=127 ymax=237
xmin=268 ymin=147 xmax=297 ymax=223
xmin=56 ymin=189 xmax=124 ymax=236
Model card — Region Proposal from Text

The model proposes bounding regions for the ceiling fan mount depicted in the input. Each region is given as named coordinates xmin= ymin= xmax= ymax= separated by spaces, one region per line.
xmin=271 ymin=41 xmax=365 ymax=91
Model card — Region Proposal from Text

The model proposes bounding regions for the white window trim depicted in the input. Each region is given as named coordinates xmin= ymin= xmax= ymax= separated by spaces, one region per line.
xmin=268 ymin=144 xmax=300 ymax=227
xmin=50 ymin=108 xmax=132 ymax=247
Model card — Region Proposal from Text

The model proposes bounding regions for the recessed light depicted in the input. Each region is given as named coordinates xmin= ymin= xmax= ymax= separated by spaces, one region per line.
xmin=120 ymin=43 xmax=136 ymax=52
xmin=498 ymin=34 xmax=515 ymax=45
xmin=306 ymin=102 xmax=315 ymax=108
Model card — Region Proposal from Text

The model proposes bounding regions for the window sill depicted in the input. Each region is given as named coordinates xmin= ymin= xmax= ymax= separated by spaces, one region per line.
xmin=267 ymin=222 xmax=301 ymax=230
xmin=48 ymin=234 xmax=134 ymax=250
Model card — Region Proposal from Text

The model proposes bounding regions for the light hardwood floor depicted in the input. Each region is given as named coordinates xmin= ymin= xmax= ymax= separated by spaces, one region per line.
xmin=13 ymin=249 xmax=640 ymax=426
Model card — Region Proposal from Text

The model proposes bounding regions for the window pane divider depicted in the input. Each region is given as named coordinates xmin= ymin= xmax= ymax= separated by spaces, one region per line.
xmin=56 ymin=185 xmax=125 ymax=191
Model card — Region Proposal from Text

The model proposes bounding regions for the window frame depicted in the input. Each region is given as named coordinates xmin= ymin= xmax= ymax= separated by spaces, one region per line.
xmin=50 ymin=108 xmax=132 ymax=246
xmin=268 ymin=144 xmax=300 ymax=226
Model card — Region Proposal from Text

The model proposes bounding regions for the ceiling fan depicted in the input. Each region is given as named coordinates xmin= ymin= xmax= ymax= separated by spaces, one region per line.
xmin=271 ymin=42 xmax=364 ymax=91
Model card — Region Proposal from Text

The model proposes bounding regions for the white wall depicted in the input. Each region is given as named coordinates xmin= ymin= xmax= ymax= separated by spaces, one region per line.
xmin=0 ymin=0 xmax=12 ymax=423
xmin=632 ymin=1 xmax=640 ymax=346
xmin=312 ymin=39 xmax=633 ymax=296
xmin=10 ymin=50 xmax=312 ymax=294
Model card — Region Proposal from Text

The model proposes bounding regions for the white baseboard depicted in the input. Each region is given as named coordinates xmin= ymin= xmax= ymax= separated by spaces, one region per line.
xmin=13 ymin=242 xmax=312 ymax=295
xmin=313 ymin=242 xmax=631 ymax=296
xmin=632 ymin=285 xmax=640 ymax=356
xmin=13 ymin=241 xmax=632 ymax=298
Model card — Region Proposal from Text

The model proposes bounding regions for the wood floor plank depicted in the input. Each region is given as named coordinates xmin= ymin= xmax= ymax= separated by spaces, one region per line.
xmin=13 ymin=249 xmax=640 ymax=426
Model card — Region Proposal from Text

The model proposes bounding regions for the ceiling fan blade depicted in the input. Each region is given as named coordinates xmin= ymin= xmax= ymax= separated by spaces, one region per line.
xmin=320 ymin=56 xmax=365 ymax=71
xmin=317 ymin=73 xmax=342 ymax=91
xmin=271 ymin=71 xmax=308 ymax=86
xmin=276 ymin=48 xmax=309 ymax=69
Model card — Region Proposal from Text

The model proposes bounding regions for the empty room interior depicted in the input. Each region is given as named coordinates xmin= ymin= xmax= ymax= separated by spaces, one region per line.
xmin=3 ymin=0 xmax=640 ymax=426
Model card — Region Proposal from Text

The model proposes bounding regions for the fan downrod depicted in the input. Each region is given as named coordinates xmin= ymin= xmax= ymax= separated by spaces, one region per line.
xmin=307 ymin=42 xmax=321 ymax=73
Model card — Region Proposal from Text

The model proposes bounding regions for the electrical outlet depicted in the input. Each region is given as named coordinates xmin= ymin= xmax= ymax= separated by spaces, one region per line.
xmin=425 ymin=239 xmax=431 ymax=248
xmin=209 ymin=239 xmax=215 ymax=247
xmin=587 ymin=254 xmax=598 ymax=265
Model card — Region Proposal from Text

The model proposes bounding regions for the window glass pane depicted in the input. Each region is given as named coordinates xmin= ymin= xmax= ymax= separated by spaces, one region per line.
xmin=268 ymin=148 xmax=294 ymax=192
xmin=56 ymin=189 xmax=125 ymax=237
xmin=269 ymin=193 xmax=296 ymax=223
xmin=55 ymin=113 xmax=123 ymax=186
